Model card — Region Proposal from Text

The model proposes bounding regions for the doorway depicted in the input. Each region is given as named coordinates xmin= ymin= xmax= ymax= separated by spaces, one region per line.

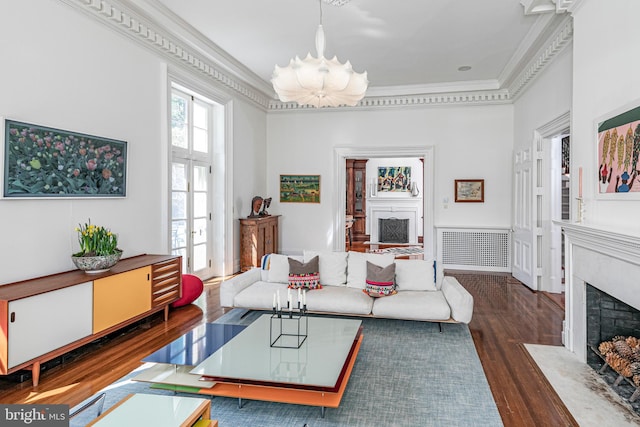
xmin=512 ymin=111 xmax=570 ymax=293
xmin=334 ymin=146 xmax=435 ymax=263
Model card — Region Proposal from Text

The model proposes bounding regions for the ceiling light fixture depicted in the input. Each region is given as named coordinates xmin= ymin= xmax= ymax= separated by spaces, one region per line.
xmin=271 ymin=0 xmax=368 ymax=108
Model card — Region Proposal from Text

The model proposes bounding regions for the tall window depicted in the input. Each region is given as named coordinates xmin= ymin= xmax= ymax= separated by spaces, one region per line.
xmin=170 ymin=86 xmax=218 ymax=277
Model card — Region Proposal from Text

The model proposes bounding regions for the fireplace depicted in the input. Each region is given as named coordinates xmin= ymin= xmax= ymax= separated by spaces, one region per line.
xmin=586 ymin=285 xmax=640 ymax=364
xmin=586 ymin=284 xmax=640 ymax=411
xmin=562 ymin=222 xmax=640 ymax=415
xmin=379 ymin=218 xmax=409 ymax=243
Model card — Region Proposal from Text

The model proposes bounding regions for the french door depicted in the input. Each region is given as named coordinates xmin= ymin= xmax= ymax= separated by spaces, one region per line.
xmin=170 ymin=87 xmax=214 ymax=278
xmin=512 ymin=147 xmax=537 ymax=290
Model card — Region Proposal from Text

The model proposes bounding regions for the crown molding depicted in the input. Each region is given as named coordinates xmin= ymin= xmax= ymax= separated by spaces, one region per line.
xmin=507 ymin=15 xmax=573 ymax=100
xmin=268 ymin=89 xmax=511 ymax=112
xmin=57 ymin=0 xmax=573 ymax=112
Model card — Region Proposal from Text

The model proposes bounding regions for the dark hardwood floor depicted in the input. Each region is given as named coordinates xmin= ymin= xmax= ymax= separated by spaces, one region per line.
xmin=0 ymin=263 xmax=575 ymax=426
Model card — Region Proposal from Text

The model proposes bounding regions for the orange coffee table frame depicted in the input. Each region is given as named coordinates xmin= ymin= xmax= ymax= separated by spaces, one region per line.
xmin=192 ymin=333 xmax=363 ymax=417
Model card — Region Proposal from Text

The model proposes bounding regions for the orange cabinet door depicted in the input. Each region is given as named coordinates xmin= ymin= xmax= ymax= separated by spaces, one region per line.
xmin=93 ymin=267 xmax=151 ymax=334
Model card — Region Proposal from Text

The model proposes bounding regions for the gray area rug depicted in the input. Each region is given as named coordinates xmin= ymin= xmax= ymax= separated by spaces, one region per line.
xmin=72 ymin=310 xmax=502 ymax=426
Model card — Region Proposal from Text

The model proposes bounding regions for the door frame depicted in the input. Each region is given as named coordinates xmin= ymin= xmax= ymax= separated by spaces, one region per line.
xmin=537 ymin=111 xmax=571 ymax=293
xmin=168 ymin=69 xmax=234 ymax=279
xmin=333 ymin=146 xmax=435 ymax=263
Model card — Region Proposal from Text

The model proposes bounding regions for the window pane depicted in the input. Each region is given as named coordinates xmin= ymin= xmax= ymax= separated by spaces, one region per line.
xmin=171 ymin=94 xmax=188 ymax=149
xmin=193 ymin=243 xmax=207 ymax=271
xmin=193 ymin=218 xmax=207 ymax=245
xmin=194 ymin=102 xmax=208 ymax=129
xmin=171 ymin=220 xmax=187 ymax=250
xmin=194 ymin=192 xmax=207 ymax=217
xmin=194 ymin=166 xmax=207 ymax=191
xmin=193 ymin=127 xmax=208 ymax=153
xmin=172 ymin=192 xmax=187 ymax=219
xmin=172 ymin=163 xmax=187 ymax=191
xmin=172 ymin=248 xmax=187 ymax=272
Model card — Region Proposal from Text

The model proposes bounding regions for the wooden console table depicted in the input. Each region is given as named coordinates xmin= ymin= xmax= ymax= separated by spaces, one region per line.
xmin=0 ymin=254 xmax=181 ymax=387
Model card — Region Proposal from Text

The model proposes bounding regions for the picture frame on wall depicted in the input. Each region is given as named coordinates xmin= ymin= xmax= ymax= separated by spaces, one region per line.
xmin=595 ymin=100 xmax=640 ymax=199
xmin=455 ymin=179 xmax=484 ymax=203
xmin=1 ymin=118 xmax=127 ymax=198
xmin=280 ymin=174 xmax=320 ymax=203
xmin=377 ymin=166 xmax=412 ymax=192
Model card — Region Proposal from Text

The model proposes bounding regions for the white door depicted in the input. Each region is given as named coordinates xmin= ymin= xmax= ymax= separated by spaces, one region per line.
xmin=170 ymin=89 xmax=214 ymax=278
xmin=512 ymin=147 xmax=537 ymax=289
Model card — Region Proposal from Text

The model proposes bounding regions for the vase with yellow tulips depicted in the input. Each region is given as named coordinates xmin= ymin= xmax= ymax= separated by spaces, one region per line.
xmin=71 ymin=220 xmax=122 ymax=273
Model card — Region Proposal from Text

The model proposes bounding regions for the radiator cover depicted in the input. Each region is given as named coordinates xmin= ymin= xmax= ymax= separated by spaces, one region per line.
xmin=437 ymin=227 xmax=511 ymax=272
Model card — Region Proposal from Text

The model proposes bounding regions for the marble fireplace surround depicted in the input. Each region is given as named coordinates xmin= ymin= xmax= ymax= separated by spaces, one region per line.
xmin=561 ymin=222 xmax=640 ymax=362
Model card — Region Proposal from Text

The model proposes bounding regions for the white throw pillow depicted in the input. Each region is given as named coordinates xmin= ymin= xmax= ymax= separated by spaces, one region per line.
xmin=267 ymin=254 xmax=290 ymax=284
xmin=303 ymin=250 xmax=348 ymax=286
xmin=346 ymin=251 xmax=395 ymax=289
xmin=394 ymin=259 xmax=437 ymax=291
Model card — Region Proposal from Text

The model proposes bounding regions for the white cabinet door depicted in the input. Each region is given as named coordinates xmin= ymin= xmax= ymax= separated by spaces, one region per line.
xmin=8 ymin=282 xmax=93 ymax=368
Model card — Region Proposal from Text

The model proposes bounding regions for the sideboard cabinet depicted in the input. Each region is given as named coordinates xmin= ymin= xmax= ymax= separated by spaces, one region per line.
xmin=240 ymin=215 xmax=280 ymax=271
xmin=0 ymin=254 xmax=181 ymax=387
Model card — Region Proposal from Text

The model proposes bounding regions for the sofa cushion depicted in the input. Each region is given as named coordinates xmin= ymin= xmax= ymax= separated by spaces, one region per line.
xmin=364 ymin=261 xmax=397 ymax=297
xmin=394 ymin=259 xmax=436 ymax=291
xmin=372 ymin=290 xmax=451 ymax=321
xmin=265 ymin=254 xmax=304 ymax=284
xmin=303 ymin=250 xmax=348 ymax=286
xmin=304 ymin=286 xmax=374 ymax=315
xmin=288 ymin=256 xmax=322 ymax=290
xmin=346 ymin=251 xmax=395 ymax=289
xmin=234 ymin=280 xmax=289 ymax=310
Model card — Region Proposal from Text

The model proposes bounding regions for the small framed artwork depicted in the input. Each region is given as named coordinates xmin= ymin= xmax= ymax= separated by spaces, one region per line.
xmin=455 ymin=179 xmax=484 ymax=203
xmin=595 ymin=100 xmax=640 ymax=199
xmin=280 ymin=174 xmax=320 ymax=203
xmin=2 ymin=118 xmax=127 ymax=198
xmin=377 ymin=166 xmax=411 ymax=192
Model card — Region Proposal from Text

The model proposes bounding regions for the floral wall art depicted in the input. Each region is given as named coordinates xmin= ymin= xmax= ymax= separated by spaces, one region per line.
xmin=2 ymin=119 xmax=127 ymax=198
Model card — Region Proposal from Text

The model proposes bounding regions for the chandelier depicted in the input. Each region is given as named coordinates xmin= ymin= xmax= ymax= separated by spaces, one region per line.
xmin=271 ymin=0 xmax=368 ymax=108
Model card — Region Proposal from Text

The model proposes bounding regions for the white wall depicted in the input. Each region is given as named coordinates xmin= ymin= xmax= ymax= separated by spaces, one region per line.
xmin=571 ymin=0 xmax=640 ymax=228
xmin=267 ymin=105 xmax=514 ymax=254
xmin=0 ymin=0 xmax=267 ymax=283
xmin=0 ymin=0 xmax=166 ymax=283
xmin=513 ymin=46 xmax=572 ymax=152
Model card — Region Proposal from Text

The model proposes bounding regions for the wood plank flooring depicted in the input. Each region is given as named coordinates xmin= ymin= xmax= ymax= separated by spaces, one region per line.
xmin=0 ymin=269 xmax=575 ymax=426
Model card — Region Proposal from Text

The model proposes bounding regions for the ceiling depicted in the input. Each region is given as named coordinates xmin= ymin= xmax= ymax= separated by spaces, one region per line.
xmin=149 ymin=0 xmax=570 ymax=99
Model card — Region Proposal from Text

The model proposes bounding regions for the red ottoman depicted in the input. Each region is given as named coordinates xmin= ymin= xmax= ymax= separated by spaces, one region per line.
xmin=171 ymin=274 xmax=204 ymax=308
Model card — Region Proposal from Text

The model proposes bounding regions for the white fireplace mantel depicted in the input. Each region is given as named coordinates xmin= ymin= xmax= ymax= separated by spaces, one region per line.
xmin=559 ymin=221 xmax=640 ymax=362
xmin=367 ymin=198 xmax=422 ymax=244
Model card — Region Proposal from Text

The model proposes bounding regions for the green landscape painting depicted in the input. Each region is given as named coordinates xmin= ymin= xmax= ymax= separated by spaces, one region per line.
xmin=280 ymin=175 xmax=320 ymax=203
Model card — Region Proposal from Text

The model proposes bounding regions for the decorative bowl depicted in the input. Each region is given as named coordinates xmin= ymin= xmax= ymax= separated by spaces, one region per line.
xmin=71 ymin=250 xmax=123 ymax=274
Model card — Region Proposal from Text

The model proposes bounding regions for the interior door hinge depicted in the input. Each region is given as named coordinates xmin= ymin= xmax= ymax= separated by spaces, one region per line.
xmin=187 ymin=257 xmax=190 ymax=269
xmin=209 ymin=259 xmax=211 ymax=268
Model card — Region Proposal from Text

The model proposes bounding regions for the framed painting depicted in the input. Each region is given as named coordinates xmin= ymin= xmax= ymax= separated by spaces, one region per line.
xmin=377 ymin=166 xmax=411 ymax=192
xmin=455 ymin=179 xmax=484 ymax=203
xmin=280 ymin=174 xmax=320 ymax=203
xmin=596 ymin=101 xmax=640 ymax=198
xmin=2 ymin=119 xmax=127 ymax=198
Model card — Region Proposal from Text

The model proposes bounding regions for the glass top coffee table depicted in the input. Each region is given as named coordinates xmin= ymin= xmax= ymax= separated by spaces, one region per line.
xmin=136 ymin=313 xmax=363 ymax=417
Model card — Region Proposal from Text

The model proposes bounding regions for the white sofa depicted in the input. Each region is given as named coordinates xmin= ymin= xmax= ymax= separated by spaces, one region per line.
xmin=221 ymin=251 xmax=474 ymax=324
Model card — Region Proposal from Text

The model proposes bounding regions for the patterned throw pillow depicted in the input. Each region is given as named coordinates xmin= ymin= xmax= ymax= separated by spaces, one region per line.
xmin=363 ymin=261 xmax=396 ymax=297
xmin=288 ymin=256 xmax=322 ymax=290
